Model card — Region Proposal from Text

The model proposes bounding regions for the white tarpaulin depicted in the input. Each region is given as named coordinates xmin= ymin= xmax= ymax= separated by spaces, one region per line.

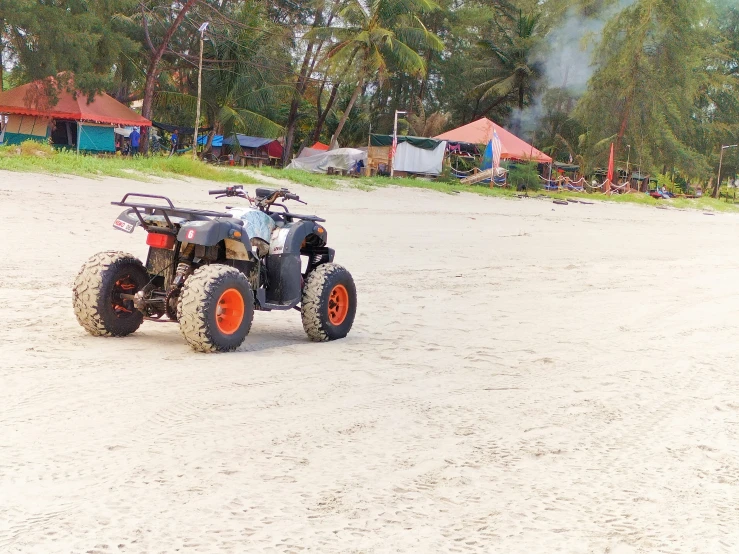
xmin=393 ymin=140 xmax=447 ymax=175
xmin=286 ymin=147 xmax=367 ymax=173
xmin=297 ymin=147 xmax=324 ymax=159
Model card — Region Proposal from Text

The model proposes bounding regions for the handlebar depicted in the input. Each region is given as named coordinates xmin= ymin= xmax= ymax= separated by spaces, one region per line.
xmin=208 ymin=186 xmax=305 ymax=206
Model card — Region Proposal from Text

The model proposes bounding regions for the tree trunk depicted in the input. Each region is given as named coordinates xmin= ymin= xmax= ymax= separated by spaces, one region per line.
xmin=481 ymin=95 xmax=510 ymax=117
xmin=418 ymin=49 xmax=433 ymax=102
xmin=282 ymin=45 xmax=318 ymax=165
xmin=315 ymin=78 xmax=327 ymax=123
xmin=313 ymin=81 xmax=340 ymax=142
xmin=615 ymin=91 xmax=634 ymax=161
xmin=0 ymin=21 xmax=4 ymax=92
xmin=518 ymin=85 xmax=524 ymax=111
xmin=282 ymin=2 xmax=328 ymax=166
xmin=329 ymin=81 xmax=362 ymax=150
xmin=470 ymin=95 xmax=481 ymax=121
xmin=205 ymin=129 xmax=216 ymax=154
xmin=139 ymin=0 xmax=198 ymax=154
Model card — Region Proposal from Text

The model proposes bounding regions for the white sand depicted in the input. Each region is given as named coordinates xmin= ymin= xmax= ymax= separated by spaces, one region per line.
xmin=2 ymin=170 xmax=739 ymax=553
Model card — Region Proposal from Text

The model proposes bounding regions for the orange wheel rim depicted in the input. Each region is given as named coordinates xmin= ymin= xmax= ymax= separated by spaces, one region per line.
xmin=328 ymin=284 xmax=349 ymax=326
xmin=216 ymin=288 xmax=245 ymax=335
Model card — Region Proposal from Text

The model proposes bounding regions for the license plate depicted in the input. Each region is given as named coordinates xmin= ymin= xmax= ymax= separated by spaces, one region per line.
xmin=113 ymin=218 xmax=134 ymax=233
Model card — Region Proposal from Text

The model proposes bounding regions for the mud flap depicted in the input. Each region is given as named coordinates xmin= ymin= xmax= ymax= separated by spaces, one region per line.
xmin=265 ymin=254 xmax=301 ymax=306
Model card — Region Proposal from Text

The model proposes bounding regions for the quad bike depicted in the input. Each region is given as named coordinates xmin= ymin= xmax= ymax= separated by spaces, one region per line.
xmin=73 ymin=186 xmax=357 ymax=352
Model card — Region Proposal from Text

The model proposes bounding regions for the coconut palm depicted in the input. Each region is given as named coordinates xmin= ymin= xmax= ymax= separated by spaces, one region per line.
xmin=310 ymin=0 xmax=443 ymax=148
xmin=154 ymin=3 xmax=287 ymax=152
xmin=474 ymin=10 xmax=544 ymax=112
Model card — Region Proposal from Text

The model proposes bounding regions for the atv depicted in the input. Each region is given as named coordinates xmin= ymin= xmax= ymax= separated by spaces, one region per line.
xmin=73 ymin=186 xmax=357 ymax=352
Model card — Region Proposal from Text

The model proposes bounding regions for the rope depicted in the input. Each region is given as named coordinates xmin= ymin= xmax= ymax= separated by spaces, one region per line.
xmin=451 ymin=168 xmax=475 ymax=178
xmin=609 ymin=182 xmax=629 ymax=192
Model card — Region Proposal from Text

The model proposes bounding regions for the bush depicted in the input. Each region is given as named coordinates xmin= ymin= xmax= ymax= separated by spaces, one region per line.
xmin=507 ymin=162 xmax=540 ymax=191
xmin=436 ymin=165 xmax=456 ymax=183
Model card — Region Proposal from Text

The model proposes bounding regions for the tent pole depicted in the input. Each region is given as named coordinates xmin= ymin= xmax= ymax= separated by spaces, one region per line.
xmin=391 ymin=110 xmax=406 ymax=178
xmin=391 ymin=111 xmax=398 ymax=177
xmin=76 ymin=122 xmax=80 ymax=156
xmin=193 ymin=22 xmax=208 ymax=160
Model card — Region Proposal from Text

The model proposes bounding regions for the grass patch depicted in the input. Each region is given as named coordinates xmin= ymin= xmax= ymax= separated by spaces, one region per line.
xmin=252 ymin=168 xmax=520 ymax=197
xmin=262 ymin=168 xmax=739 ymax=212
xmin=2 ymin=144 xmax=736 ymax=214
xmin=0 ymin=142 xmax=259 ymax=185
xmin=252 ymin=166 xmax=340 ymax=189
xmin=576 ymin=190 xmax=739 ymax=212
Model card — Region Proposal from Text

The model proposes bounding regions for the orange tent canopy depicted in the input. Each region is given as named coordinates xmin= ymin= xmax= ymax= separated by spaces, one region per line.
xmin=311 ymin=141 xmax=330 ymax=151
xmin=0 ymin=80 xmax=151 ymax=127
xmin=435 ymin=117 xmax=551 ymax=164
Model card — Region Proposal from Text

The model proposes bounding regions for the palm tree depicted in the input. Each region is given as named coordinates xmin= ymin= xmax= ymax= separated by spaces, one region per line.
xmin=154 ymin=5 xmax=286 ymax=152
xmin=474 ymin=10 xmax=544 ymax=113
xmin=310 ymin=0 xmax=442 ymax=148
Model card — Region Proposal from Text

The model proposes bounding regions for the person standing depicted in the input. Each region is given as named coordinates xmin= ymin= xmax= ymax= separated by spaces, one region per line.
xmin=129 ymin=127 xmax=140 ymax=156
xmin=169 ymin=130 xmax=178 ymax=156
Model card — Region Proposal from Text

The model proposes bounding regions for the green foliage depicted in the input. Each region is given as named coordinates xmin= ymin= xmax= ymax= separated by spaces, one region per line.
xmin=307 ymin=0 xmax=442 ymax=146
xmin=2 ymin=0 xmax=739 ymax=185
xmin=507 ymin=162 xmax=541 ymax=191
xmin=1 ymin=0 xmax=140 ymax=95
xmin=0 ymin=141 xmax=259 ymax=184
xmin=575 ymin=0 xmax=712 ymax=177
xmin=656 ymin=173 xmax=675 ymax=192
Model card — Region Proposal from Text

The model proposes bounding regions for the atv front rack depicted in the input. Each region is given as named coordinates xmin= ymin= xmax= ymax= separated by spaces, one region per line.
xmin=112 ymin=193 xmax=232 ymax=232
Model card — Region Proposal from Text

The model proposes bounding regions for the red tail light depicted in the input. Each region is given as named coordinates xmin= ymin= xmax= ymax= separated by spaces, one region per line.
xmin=146 ymin=232 xmax=175 ymax=249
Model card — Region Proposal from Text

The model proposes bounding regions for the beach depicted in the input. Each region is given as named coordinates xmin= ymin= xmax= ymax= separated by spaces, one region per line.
xmin=2 ymin=170 xmax=739 ymax=553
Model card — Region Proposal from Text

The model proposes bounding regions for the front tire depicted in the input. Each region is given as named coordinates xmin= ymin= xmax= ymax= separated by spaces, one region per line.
xmin=73 ymin=251 xmax=148 ymax=337
xmin=177 ymin=265 xmax=254 ymax=353
xmin=301 ymin=263 xmax=357 ymax=342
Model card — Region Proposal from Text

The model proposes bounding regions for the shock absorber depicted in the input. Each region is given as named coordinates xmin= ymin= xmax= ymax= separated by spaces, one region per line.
xmin=172 ymin=262 xmax=193 ymax=287
xmin=165 ymin=261 xmax=192 ymax=320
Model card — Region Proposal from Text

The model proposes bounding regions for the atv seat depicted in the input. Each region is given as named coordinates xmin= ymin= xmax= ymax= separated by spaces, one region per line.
xmin=255 ymin=187 xmax=278 ymax=200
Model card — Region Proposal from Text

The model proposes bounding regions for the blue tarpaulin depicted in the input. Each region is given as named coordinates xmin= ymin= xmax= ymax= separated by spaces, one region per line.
xmin=197 ymin=134 xmax=223 ymax=146
xmin=223 ymin=134 xmax=275 ymax=148
xmin=197 ymin=134 xmax=277 ymax=148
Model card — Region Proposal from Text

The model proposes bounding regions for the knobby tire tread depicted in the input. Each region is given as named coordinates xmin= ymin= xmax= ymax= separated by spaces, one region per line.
xmin=72 ymin=250 xmax=145 ymax=337
xmin=177 ymin=265 xmax=253 ymax=353
xmin=301 ymin=263 xmax=356 ymax=342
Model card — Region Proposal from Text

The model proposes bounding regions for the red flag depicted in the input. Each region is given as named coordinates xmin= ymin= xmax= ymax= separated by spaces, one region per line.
xmin=607 ymin=142 xmax=615 ymax=183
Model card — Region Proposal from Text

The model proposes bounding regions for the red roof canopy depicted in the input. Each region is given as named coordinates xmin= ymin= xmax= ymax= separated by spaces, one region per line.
xmin=311 ymin=141 xmax=330 ymax=151
xmin=0 ymin=80 xmax=151 ymax=127
xmin=435 ymin=117 xmax=552 ymax=163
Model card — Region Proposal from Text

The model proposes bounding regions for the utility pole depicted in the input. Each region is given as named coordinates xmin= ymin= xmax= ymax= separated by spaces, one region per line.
xmin=193 ymin=22 xmax=209 ymax=160
xmin=390 ymin=110 xmax=406 ymax=178
xmin=716 ymin=144 xmax=738 ymax=198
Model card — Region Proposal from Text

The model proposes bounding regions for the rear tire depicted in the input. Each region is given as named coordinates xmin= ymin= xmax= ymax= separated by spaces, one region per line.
xmin=177 ymin=265 xmax=254 ymax=353
xmin=301 ymin=263 xmax=357 ymax=342
xmin=73 ymin=251 xmax=148 ymax=337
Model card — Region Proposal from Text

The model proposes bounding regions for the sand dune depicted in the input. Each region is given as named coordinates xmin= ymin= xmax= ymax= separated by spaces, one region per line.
xmin=2 ymin=170 xmax=739 ymax=553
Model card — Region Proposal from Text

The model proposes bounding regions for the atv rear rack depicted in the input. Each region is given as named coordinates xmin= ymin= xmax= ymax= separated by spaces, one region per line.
xmin=112 ymin=193 xmax=233 ymax=232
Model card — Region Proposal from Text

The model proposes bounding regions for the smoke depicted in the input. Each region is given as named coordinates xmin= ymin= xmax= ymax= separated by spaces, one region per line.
xmin=509 ymin=0 xmax=637 ymax=138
